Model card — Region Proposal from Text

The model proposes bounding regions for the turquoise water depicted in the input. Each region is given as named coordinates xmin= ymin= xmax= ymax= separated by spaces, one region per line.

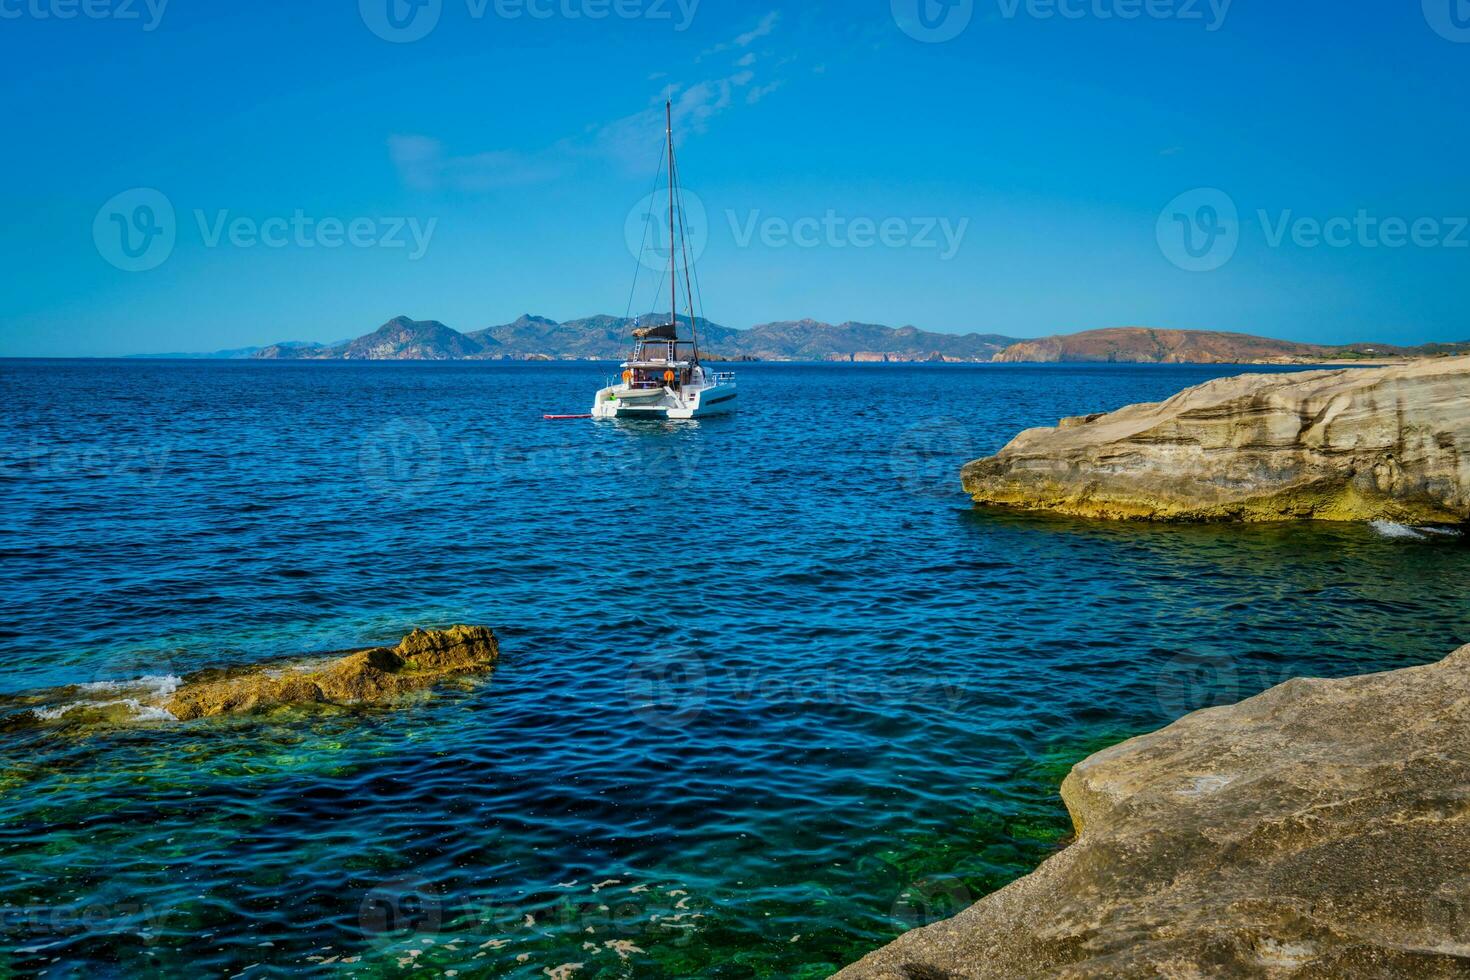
xmin=2 ymin=360 xmax=1466 ymax=978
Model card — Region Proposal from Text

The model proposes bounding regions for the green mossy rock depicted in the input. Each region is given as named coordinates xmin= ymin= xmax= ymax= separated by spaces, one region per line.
xmin=164 ymin=626 xmax=499 ymax=721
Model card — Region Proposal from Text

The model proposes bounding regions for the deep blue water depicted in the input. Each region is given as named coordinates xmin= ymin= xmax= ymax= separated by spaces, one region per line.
xmin=1 ymin=359 xmax=1466 ymax=978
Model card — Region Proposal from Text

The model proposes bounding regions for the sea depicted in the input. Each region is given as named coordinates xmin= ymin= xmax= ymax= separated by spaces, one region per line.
xmin=1 ymin=359 xmax=1466 ymax=978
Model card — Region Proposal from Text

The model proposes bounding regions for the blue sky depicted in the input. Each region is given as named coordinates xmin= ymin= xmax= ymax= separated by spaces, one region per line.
xmin=2 ymin=0 xmax=1466 ymax=355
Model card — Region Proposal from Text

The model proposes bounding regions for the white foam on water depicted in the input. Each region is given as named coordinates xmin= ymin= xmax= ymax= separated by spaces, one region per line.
xmin=31 ymin=697 xmax=178 ymax=723
xmin=76 ymin=674 xmax=183 ymax=698
xmin=129 ymin=702 xmax=180 ymax=722
xmin=1419 ymin=526 xmax=1463 ymax=537
xmin=1369 ymin=520 xmax=1427 ymax=540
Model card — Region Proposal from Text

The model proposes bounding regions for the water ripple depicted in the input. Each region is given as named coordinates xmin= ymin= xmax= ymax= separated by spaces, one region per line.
xmin=1 ymin=360 xmax=1466 ymax=976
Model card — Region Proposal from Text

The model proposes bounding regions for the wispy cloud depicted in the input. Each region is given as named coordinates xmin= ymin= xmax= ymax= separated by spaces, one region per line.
xmin=388 ymin=135 xmax=571 ymax=192
xmin=698 ymin=10 xmax=780 ymax=60
xmin=390 ymin=11 xmax=788 ymax=192
xmin=591 ymin=71 xmax=754 ymax=170
xmin=735 ymin=11 xmax=779 ymax=46
xmin=746 ymin=81 xmax=783 ymax=105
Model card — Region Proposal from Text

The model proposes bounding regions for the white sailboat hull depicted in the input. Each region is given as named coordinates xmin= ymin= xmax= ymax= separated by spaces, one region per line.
xmin=589 ymin=101 xmax=734 ymax=421
xmin=591 ymin=381 xmax=738 ymax=420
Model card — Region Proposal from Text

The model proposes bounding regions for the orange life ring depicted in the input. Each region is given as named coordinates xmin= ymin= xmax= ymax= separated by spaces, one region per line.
xmin=663 ymin=370 xmax=675 ymax=384
xmin=622 ymin=370 xmax=632 ymax=383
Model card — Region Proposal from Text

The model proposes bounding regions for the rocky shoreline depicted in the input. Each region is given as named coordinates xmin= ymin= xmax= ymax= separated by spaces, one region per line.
xmin=963 ymin=356 xmax=1470 ymax=524
xmin=835 ymin=643 xmax=1470 ymax=979
xmin=832 ymin=360 xmax=1470 ymax=978
xmin=8 ymin=626 xmax=499 ymax=728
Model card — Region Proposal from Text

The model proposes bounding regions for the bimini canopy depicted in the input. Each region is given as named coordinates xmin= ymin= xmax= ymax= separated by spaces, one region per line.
xmin=633 ymin=322 xmax=679 ymax=341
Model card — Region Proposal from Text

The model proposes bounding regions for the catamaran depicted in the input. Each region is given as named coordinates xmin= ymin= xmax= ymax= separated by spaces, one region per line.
xmin=592 ymin=101 xmax=737 ymax=420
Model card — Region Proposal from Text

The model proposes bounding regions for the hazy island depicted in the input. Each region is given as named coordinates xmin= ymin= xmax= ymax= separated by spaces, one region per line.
xmin=135 ymin=316 xmax=1470 ymax=365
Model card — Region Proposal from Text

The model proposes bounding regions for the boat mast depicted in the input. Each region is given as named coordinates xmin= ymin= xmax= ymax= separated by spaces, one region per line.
xmin=667 ymin=100 xmax=677 ymax=347
xmin=671 ymin=134 xmax=701 ymax=366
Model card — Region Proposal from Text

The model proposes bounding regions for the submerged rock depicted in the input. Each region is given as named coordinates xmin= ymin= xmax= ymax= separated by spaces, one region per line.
xmin=963 ymin=356 xmax=1470 ymax=523
xmin=835 ymin=643 xmax=1470 ymax=979
xmin=1 ymin=626 xmax=501 ymax=729
xmin=164 ymin=625 xmax=500 ymax=720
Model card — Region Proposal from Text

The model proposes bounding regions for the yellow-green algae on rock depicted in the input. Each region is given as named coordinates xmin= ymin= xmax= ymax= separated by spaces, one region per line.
xmin=835 ymin=642 xmax=1470 ymax=979
xmin=963 ymin=356 xmax=1470 ymax=523
xmin=164 ymin=625 xmax=499 ymax=720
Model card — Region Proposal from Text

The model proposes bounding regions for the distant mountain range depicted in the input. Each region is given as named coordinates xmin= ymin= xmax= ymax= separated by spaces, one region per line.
xmin=250 ymin=314 xmax=1020 ymax=363
xmin=140 ymin=316 xmax=1468 ymax=364
xmin=990 ymin=328 xmax=1469 ymax=364
xmin=126 ymin=341 xmax=329 ymax=360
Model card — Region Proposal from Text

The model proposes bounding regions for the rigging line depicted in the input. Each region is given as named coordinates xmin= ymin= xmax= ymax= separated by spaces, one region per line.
xmin=670 ymin=149 xmax=699 ymax=360
xmin=668 ymin=148 xmax=704 ymax=321
xmin=623 ymin=138 xmax=669 ymax=323
xmin=647 ymin=264 xmax=669 ymax=327
xmin=675 ymin=170 xmax=708 ymax=342
xmin=673 ymin=153 xmax=693 ymax=348
xmin=672 ymin=156 xmax=708 ymax=355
